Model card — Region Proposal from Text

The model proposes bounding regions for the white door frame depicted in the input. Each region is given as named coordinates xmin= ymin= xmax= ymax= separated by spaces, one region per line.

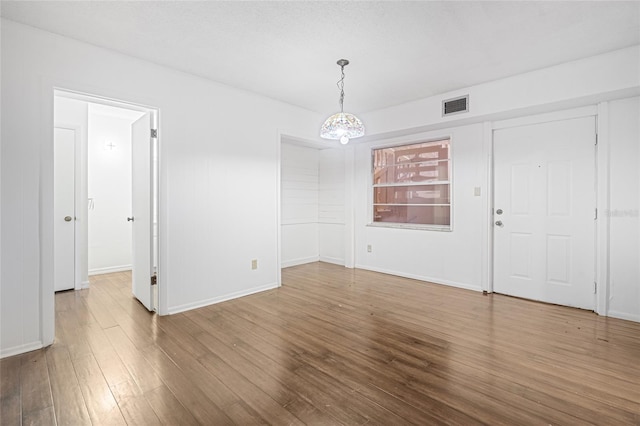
xmin=489 ymin=105 xmax=606 ymax=314
xmin=44 ymin=87 xmax=162 ymax=347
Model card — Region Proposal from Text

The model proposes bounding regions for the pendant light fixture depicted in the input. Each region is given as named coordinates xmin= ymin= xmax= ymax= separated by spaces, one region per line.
xmin=320 ymin=59 xmax=364 ymax=145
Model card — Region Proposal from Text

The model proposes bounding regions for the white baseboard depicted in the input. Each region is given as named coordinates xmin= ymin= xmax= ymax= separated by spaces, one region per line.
xmin=319 ymin=256 xmax=345 ymax=266
xmin=281 ymin=255 xmax=319 ymax=268
xmin=607 ymin=310 xmax=640 ymax=323
xmin=1 ymin=341 xmax=43 ymax=359
xmin=167 ymin=282 xmax=279 ymax=315
xmin=89 ymin=265 xmax=132 ymax=276
xmin=354 ymin=264 xmax=483 ymax=293
xmin=76 ymin=280 xmax=90 ymax=290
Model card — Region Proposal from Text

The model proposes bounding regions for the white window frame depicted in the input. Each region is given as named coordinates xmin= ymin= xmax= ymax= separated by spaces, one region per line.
xmin=368 ymin=137 xmax=453 ymax=231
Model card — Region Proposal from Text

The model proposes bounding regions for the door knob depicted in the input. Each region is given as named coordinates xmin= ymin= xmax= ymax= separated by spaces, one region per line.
xmin=64 ymin=216 xmax=72 ymax=222
xmin=496 ymin=209 xmax=503 ymax=215
xmin=495 ymin=220 xmax=503 ymax=227
xmin=127 ymin=217 xmax=134 ymax=222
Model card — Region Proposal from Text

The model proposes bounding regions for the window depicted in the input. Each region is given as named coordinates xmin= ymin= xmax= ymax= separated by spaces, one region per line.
xmin=371 ymin=138 xmax=451 ymax=229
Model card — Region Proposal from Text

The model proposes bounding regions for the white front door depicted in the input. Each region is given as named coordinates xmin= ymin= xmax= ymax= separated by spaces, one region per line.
xmin=131 ymin=113 xmax=154 ymax=311
xmin=54 ymin=128 xmax=76 ymax=292
xmin=493 ymin=116 xmax=596 ymax=309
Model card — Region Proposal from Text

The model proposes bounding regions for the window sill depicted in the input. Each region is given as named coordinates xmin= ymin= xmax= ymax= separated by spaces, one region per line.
xmin=366 ymin=222 xmax=452 ymax=232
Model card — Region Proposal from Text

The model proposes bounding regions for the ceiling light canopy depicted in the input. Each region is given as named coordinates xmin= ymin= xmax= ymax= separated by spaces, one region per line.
xmin=320 ymin=59 xmax=364 ymax=145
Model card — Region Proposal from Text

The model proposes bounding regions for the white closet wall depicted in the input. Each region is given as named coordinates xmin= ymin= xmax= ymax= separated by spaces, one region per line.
xmin=280 ymin=143 xmax=319 ymax=267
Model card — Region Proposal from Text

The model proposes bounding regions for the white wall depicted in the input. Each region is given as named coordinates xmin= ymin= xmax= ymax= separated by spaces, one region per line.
xmin=87 ymin=105 xmax=142 ymax=275
xmin=319 ymin=148 xmax=346 ymax=265
xmin=347 ymin=102 xmax=640 ymax=321
xmin=360 ymin=45 xmax=639 ymax=137
xmin=353 ymin=124 xmax=486 ymax=291
xmin=280 ymin=143 xmax=319 ymax=267
xmin=1 ymin=19 xmax=321 ymax=357
xmin=608 ymin=96 xmax=640 ymax=322
xmin=2 ymin=19 xmax=639 ymax=358
xmin=280 ymin=143 xmax=348 ymax=268
xmin=335 ymin=46 xmax=639 ymax=320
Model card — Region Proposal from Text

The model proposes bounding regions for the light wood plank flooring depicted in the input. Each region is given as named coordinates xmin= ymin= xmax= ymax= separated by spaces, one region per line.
xmin=2 ymin=262 xmax=639 ymax=425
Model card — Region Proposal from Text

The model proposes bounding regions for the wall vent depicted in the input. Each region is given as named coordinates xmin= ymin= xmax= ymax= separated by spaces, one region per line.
xmin=442 ymin=95 xmax=469 ymax=116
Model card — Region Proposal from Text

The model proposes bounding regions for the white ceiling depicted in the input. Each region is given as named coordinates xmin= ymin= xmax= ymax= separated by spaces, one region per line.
xmin=2 ymin=1 xmax=639 ymax=114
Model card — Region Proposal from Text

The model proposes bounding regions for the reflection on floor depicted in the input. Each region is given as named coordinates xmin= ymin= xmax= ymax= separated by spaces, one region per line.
xmin=2 ymin=263 xmax=639 ymax=425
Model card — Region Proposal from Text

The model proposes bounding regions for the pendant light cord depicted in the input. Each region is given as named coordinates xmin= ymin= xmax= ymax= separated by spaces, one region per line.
xmin=337 ymin=64 xmax=345 ymax=113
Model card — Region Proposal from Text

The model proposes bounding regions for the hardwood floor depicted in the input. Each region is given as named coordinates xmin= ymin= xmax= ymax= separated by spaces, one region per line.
xmin=2 ymin=262 xmax=639 ymax=425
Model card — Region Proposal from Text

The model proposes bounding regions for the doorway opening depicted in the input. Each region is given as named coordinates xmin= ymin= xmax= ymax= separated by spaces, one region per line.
xmin=53 ymin=89 xmax=159 ymax=312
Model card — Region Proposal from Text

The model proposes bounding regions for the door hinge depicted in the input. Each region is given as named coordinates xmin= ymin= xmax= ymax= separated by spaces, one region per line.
xmin=595 ymin=208 xmax=598 ymax=220
xmin=151 ymin=274 xmax=157 ymax=286
xmin=150 ymin=129 xmax=158 ymax=138
xmin=594 ymin=281 xmax=597 ymax=294
xmin=595 ymin=133 xmax=598 ymax=146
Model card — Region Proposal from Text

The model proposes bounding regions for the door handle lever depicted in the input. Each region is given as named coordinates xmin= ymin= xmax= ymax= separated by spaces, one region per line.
xmin=127 ymin=217 xmax=134 ymax=222
xmin=495 ymin=220 xmax=503 ymax=227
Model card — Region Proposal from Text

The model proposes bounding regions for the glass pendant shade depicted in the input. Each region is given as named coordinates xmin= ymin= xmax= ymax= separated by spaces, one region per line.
xmin=320 ymin=112 xmax=365 ymax=142
xmin=320 ymin=59 xmax=364 ymax=144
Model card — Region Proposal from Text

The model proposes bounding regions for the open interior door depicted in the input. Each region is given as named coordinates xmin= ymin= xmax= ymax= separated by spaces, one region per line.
xmin=131 ymin=113 xmax=154 ymax=311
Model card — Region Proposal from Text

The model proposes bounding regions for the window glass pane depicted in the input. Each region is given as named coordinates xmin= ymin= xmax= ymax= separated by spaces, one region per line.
xmin=373 ymin=184 xmax=450 ymax=205
xmin=373 ymin=139 xmax=449 ymax=183
xmin=374 ymin=160 xmax=449 ymax=184
xmin=373 ymin=205 xmax=450 ymax=226
xmin=371 ymin=138 xmax=451 ymax=228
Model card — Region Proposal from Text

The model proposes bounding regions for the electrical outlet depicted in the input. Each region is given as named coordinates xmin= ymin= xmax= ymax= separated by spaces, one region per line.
xmin=251 ymin=259 xmax=258 ymax=270
xmin=367 ymin=245 xmax=372 ymax=253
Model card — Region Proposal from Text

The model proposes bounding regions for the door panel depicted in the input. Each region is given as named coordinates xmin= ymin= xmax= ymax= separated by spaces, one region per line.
xmin=54 ymin=128 xmax=76 ymax=292
xmin=131 ymin=113 xmax=154 ymax=311
xmin=493 ymin=116 xmax=595 ymax=309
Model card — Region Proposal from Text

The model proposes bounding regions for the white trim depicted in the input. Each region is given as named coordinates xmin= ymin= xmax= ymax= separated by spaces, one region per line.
xmin=79 ymin=280 xmax=90 ymax=289
xmin=319 ymin=256 xmax=345 ymax=266
xmin=344 ymin=146 xmax=356 ymax=269
xmin=281 ymin=220 xmax=319 ymax=226
xmin=366 ymin=222 xmax=451 ymax=232
xmin=355 ymin=264 xmax=483 ymax=293
xmin=607 ymin=311 xmax=640 ymax=323
xmin=596 ymin=102 xmax=611 ymax=316
xmin=276 ymin=130 xmax=283 ymax=286
xmin=492 ymin=105 xmax=597 ymax=130
xmin=41 ymin=78 xmax=56 ymax=348
xmin=167 ymin=282 xmax=279 ymax=315
xmin=482 ymin=121 xmax=493 ymax=293
xmin=1 ymin=341 xmax=43 ymax=359
xmin=55 ymin=89 xmax=155 ymax=114
xmin=88 ymin=265 xmax=132 ymax=276
xmin=372 ymin=203 xmax=450 ymax=206
xmin=281 ymin=256 xmax=320 ymax=268
xmin=368 ymin=133 xmax=454 ymax=150
xmin=373 ymin=181 xmax=450 ymax=188
xmin=156 ymin=108 xmax=168 ymax=316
